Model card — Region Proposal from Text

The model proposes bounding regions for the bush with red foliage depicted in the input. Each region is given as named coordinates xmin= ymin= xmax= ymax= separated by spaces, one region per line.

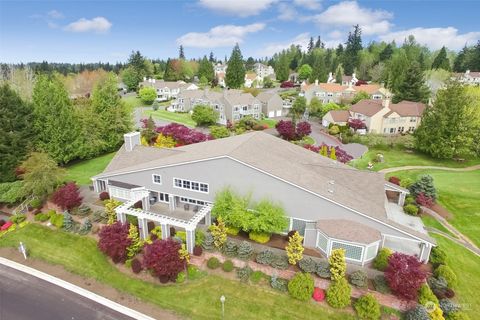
xmin=99 ymin=192 xmax=110 ymax=201
xmin=304 ymin=145 xmax=320 ymax=152
xmin=347 ymin=118 xmax=366 ymax=131
xmin=276 ymin=120 xmax=296 ymax=140
xmin=304 ymin=144 xmax=353 ymax=164
xmin=433 ymin=288 xmax=455 ymax=299
xmin=296 ymin=121 xmax=312 ymax=138
xmin=385 ymin=253 xmax=427 ymax=301
xmin=388 ymin=176 xmax=401 ymax=186
xmin=1 ymin=221 xmax=13 ymax=231
xmin=98 ymin=222 xmax=132 ymax=264
xmin=0 ymin=219 xmax=5 ymax=227
xmin=280 ymin=81 xmax=294 ymax=88
xmin=355 ymin=80 xmax=368 ymax=86
xmin=312 ymin=287 xmax=325 ymax=302
xmin=155 ymin=123 xmax=211 ymax=146
xmin=51 ymin=182 xmax=83 ymax=210
xmin=142 ymin=239 xmax=185 ymax=282
xmin=131 ymin=258 xmax=143 ymax=274
xmin=193 ymin=245 xmax=203 ymax=256
xmin=416 ymin=192 xmax=434 ymax=208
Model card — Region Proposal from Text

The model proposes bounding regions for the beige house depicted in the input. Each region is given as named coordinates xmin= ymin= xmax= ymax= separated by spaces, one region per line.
xmin=301 ymin=81 xmax=389 ymax=104
xmin=140 ymin=78 xmax=198 ymax=101
xmin=256 ymin=92 xmax=284 ymax=118
xmin=322 ymin=110 xmax=351 ymax=127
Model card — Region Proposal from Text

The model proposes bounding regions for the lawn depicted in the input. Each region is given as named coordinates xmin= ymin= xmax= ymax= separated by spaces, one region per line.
xmin=122 ymin=95 xmax=146 ymax=109
xmin=431 ymin=234 xmax=480 ymax=319
xmin=387 ymin=170 xmax=480 ymax=247
xmin=350 ymin=147 xmax=480 ymax=171
xmin=420 ymin=215 xmax=456 ymax=238
xmin=143 ymin=109 xmax=196 ymax=127
xmin=259 ymin=118 xmax=278 ymax=128
xmin=65 ymin=153 xmax=116 ymax=185
xmin=0 ymin=224 xmax=353 ymax=320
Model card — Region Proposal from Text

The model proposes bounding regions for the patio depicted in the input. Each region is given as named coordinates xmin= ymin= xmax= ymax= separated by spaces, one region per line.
xmin=149 ymin=202 xmax=199 ymax=222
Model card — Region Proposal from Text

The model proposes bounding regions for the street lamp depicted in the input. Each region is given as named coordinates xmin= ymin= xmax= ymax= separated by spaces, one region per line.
xmin=220 ymin=295 xmax=226 ymax=319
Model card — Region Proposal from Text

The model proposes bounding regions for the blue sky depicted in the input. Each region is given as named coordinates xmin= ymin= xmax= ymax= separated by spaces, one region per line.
xmin=1 ymin=0 xmax=479 ymax=63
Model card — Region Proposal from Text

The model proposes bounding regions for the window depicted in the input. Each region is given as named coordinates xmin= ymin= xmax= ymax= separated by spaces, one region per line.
xmin=159 ymin=193 xmax=169 ymax=203
xmin=152 ymin=174 xmax=162 ymax=184
xmin=331 ymin=241 xmax=363 ymax=261
xmin=292 ymin=218 xmax=311 ymax=236
xmin=173 ymin=178 xmax=209 ymax=193
xmin=365 ymin=243 xmax=378 ymax=260
xmin=410 ymin=117 xmax=416 ymax=122
xmin=179 ymin=197 xmax=205 ymax=205
xmin=389 ymin=128 xmax=395 ymax=134
xmin=316 ymin=232 xmax=328 ymax=253
xmin=243 ymin=106 xmax=248 ymax=111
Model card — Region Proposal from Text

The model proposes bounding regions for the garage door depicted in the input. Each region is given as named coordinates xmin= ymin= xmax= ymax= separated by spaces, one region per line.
xmin=268 ymin=111 xmax=274 ymax=117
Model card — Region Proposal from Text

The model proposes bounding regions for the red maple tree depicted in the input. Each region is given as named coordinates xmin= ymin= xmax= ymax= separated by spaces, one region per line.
xmin=385 ymin=252 xmax=427 ymax=301
xmin=51 ymin=182 xmax=83 ymax=210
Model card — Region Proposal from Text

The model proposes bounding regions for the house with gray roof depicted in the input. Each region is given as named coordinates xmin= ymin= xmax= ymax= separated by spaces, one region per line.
xmin=140 ymin=78 xmax=198 ymax=101
xmin=256 ymin=92 xmax=284 ymax=118
xmin=92 ymin=131 xmax=435 ymax=263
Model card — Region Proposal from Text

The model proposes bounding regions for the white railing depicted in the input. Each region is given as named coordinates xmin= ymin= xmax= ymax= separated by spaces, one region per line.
xmin=12 ymin=195 xmax=36 ymax=215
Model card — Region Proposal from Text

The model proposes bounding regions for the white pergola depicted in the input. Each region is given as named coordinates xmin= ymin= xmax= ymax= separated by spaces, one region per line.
xmin=115 ymin=189 xmax=211 ymax=253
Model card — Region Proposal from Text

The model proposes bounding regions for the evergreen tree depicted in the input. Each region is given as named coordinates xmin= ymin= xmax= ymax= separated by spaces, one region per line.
xmin=74 ymin=97 xmax=105 ymax=159
xmin=431 ymin=46 xmax=451 ymax=71
xmin=126 ymin=223 xmax=142 ymax=261
xmin=335 ymin=68 xmax=342 ymax=83
xmin=245 ymin=57 xmax=255 ymax=71
xmin=392 ymin=62 xmax=429 ymax=103
xmin=0 ymin=84 xmax=35 ymax=182
xmin=275 ymin=54 xmax=290 ymax=82
xmin=63 ymin=211 xmax=75 ymax=232
xmin=32 ymin=75 xmax=82 ymax=164
xmin=91 ymin=73 xmax=132 ymax=152
xmin=198 ymin=56 xmax=215 ymax=83
xmin=128 ymin=50 xmax=146 ymax=73
xmin=225 ymin=44 xmax=246 ymax=89
xmin=467 ymin=40 xmax=480 ymax=71
xmin=307 ymin=37 xmax=314 ymax=53
xmin=453 ymin=46 xmax=468 ymax=72
xmin=379 ymin=44 xmax=393 ymax=62
xmin=209 ymin=51 xmax=215 ymax=63
xmin=286 ymin=231 xmax=304 ymax=265
xmin=179 ymin=45 xmax=185 ymax=59
xmin=309 ymin=54 xmax=328 ymax=83
xmin=343 ymin=25 xmax=363 ymax=75
xmin=315 ymin=36 xmax=324 ymax=49
xmin=20 ymin=152 xmax=65 ymax=198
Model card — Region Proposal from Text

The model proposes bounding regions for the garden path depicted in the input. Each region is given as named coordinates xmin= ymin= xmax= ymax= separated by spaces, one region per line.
xmin=378 ymin=164 xmax=480 ymax=174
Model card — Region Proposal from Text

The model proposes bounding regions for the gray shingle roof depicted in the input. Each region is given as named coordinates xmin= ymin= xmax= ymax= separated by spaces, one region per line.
xmin=316 ymin=219 xmax=382 ymax=244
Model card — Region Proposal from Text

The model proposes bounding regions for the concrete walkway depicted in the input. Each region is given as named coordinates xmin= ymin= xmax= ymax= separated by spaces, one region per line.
xmin=425 ymin=227 xmax=480 ymax=256
xmin=379 ymin=164 xmax=480 ymax=174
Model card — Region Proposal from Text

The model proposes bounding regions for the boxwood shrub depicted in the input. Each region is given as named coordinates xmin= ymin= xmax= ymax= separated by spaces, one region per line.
xmin=403 ymin=204 xmax=419 ymax=215
xmin=207 ymin=257 xmax=220 ymax=269
xmin=349 ymin=270 xmax=368 ymax=288
xmin=430 ymin=247 xmax=447 ymax=266
xmin=248 ymin=232 xmax=271 ymax=244
xmin=288 ymin=272 xmax=315 ymax=301
xmin=326 ymin=278 xmax=351 ymax=308
xmin=434 ymin=265 xmax=457 ymax=288
xmin=354 ymin=293 xmax=381 ymax=320
xmin=418 ymin=283 xmax=439 ymax=306
xmin=298 ymin=257 xmax=317 ymax=273
xmin=373 ymin=247 xmax=392 ymax=271
xmin=34 ymin=213 xmax=50 ymax=222
xmin=222 ymin=260 xmax=234 ymax=272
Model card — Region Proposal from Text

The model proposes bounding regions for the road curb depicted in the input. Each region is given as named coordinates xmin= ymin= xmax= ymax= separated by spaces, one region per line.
xmin=0 ymin=257 xmax=156 ymax=320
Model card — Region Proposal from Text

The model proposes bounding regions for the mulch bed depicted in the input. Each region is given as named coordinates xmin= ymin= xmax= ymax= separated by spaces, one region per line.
xmin=429 ymin=203 xmax=452 ymax=219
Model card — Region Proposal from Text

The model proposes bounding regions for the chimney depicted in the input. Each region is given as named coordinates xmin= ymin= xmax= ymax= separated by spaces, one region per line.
xmin=382 ymin=98 xmax=390 ymax=109
xmin=315 ymin=79 xmax=319 ymax=86
xmin=124 ymin=132 xmax=141 ymax=152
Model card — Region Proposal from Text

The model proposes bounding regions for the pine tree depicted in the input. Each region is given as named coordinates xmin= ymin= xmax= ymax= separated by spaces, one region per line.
xmin=179 ymin=45 xmax=185 ymax=59
xmin=225 ymin=44 xmax=246 ymax=88
xmin=329 ymin=249 xmax=346 ymax=281
xmin=223 ymin=240 xmax=237 ymax=257
xmin=209 ymin=51 xmax=215 ymax=63
xmin=315 ymin=36 xmax=324 ymax=49
xmin=198 ymin=56 xmax=215 ymax=83
xmin=453 ymin=46 xmax=468 ymax=72
xmin=335 ymin=68 xmax=342 ymax=83
xmin=379 ymin=44 xmax=393 ymax=62
xmin=78 ymin=218 xmax=92 ymax=235
xmin=343 ymin=25 xmax=363 ymax=75
xmin=307 ymin=37 xmax=314 ymax=53
xmin=309 ymin=55 xmax=328 ymax=83
xmin=202 ymin=232 xmax=215 ymax=251
xmin=431 ymin=46 xmax=451 ymax=71
xmin=0 ymin=84 xmax=35 ymax=182
xmin=32 ymin=75 xmax=82 ymax=164
xmin=126 ymin=223 xmax=142 ymax=261
xmin=286 ymin=231 xmax=304 ymax=265
xmin=275 ymin=54 xmax=290 ymax=82
xmin=63 ymin=212 xmax=75 ymax=232
xmin=392 ymin=62 xmax=429 ymax=103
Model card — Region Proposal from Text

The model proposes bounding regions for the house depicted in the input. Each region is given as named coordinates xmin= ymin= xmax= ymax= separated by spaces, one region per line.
xmin=92 ymin=131 xmax=435 ymax=262
xmin=349 ymin=99 xmax=426 ymax=134
xmin=214 ymin=62 xmax=227 ymax=75
xmin=140 ymin=78 xmax=198 ymax=101
xmin=254 ymin=63 xmax=275 ymax=79
xmin=452 ymin=69 xmax=480 ymax=85
xmin=256 ymin=92 xmax=284 ymax=118
xmin=322 ymin=110 xmax=351 ymax=127
xmin=244 ymin=73 xmax=258 ymax=88
xmin=302 ymin=81 xmax=389 ymax=104
xmin=341 ymin=73 xmax=359 ymax=86
xmin=216 ymin=72 xmax=226 ymax=88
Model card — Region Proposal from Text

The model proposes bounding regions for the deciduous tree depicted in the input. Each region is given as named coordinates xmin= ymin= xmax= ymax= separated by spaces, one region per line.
xmin=51 ymin=182 xmax=83 ymax=210
xmin=385 ymin=252 xmax=427 ymax=301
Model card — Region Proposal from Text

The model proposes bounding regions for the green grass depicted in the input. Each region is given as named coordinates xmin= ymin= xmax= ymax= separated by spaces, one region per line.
xmin=122 ymin=95 xmax=146 ymax=109
xmin=350 ymin=147 xmax=480 ymax=171
xmin=420 ymin=215 xmax=456 ymax=238
xmin=143 ymin=109 xmax=196 ymax=127
xmin=65 ymin=153 xmax=116 ymax=185
xmin=259 ymin=118 xmax=278 ymax=128
xmin=388 ymin=170 xmax=480 ymax=247
xmin=0 ymin=224 xmax=353 ymax=320
xmin=431 ymin=234 xmax=480 ymax=319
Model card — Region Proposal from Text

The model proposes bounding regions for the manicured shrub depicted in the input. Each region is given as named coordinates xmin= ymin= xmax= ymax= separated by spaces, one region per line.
xmin=430 ymin=246 xmax=447 ymax=266
xmin=76 ymin=205 xmax=91 ymax=216
xmin=416 ymin=192 xmax=434 ymax=208
xmin=193 ymin=245 xmax=203 ymax=256
xmin=433 ymin=288 xmax=455 ymax=300
xmin=271 ymin=254 xmax=289 ymax=270
xmin=329 ymin=249 xmax=346 ymax=281
xmin=222 ymin=260 xmax=234 ymax=272
xmin=51 ymin=182 xmax=83 ymax=210
xmin=237 ymin=241 xmax=254 ymax=260
xmin=210 ymin=217 xmax=227 ymax=249
xmin=428 ymin=276 xmax=448 ymax=291
xmin=250 ymin=271 xmax=265 ymax=284
xmin=187 ymin=265 xmax=203 ymax=280
xmin=98 ymin=222 xmax=131 ymax=263
xmin=405 ymin=305 xmax=430 ymax=320
xmin=236 ymin=265 xmax=252 ymax=282
xmin=104 ymin=199 xmax=121 ymax=225
xmin=207 ymin=257 xmax=221 ymax=269
xmin=354 ymin=293 xmax=381 ymax=320
xmin=30 ymin=198 xmax=42 ymax=209
xmin=405 ymin=195 xmax=416 ymax=205
xmin=439 ymin=299 xmax=460 ymax=315
xmin=248 ymin=231 xmax=271 ymax=243
xmin=142 ymin=239 xmax=185 ymax=282
xmin=223 ymin=240 xmax=237 ymax=257
xmin=385 ymin=253 xmax=427 ymax=301
xmin=126 ymin=224 xmax=142 ymax=260
xmin=49 ymin=214 xmax=64 ymax=228
xmin=373 ymin=275 xmax=391 ymax=294
xmin=312 ymin=287 xmax=325 ymax=302
xmin=176 ymin=271 xmax=186 ymax=283
xmin=286 ymin=231 xmax=304 ymax=265
xmin=410 ymin=174 xmax=437 ymax=200
xmin=226 ymin=226 xmax=240 ymax=235
xmin=131 ymin=258 xmax=143 ymax=274
xmin=288 ymin=272 xmax=315 ymax=301
xmin=434 ymin=265 xmax=457 ymax=288
xmin=99 ymin=191 xmax=110 ymax=200
xmin=195 ymin=229 xmax=205 ymax=246
xmin=446 ymin=311 xmax=471 ymax=320
xmin=326 ymin=278 xmax=351 ymax=308
xmin=315 ymin=260 xmax=331 ymax=279
xmin=34 ymin=213 xmax=50 ymax=222
xmin=401 ymin=178 xmax=414 ymax=189
xmin=418 ymin=283 xmax=439 ymax=306
xmin=430 ymin=306 xmax=445 ymax=320
xmin=256 ymin=249 xmax=275 ymax=265
xmin=10 ymin=214 xmax=26 ymax=224
xmin=349 ymin=270 xmax=368 ymax=288
xmin=373 ymin=247 xmax=392 ymax=271
xmin=298 ymin=257 xmax=317 ymax=273
xmin=270 ymin=274 xmax=288 ymax=292
xmin=403 ymin=204 xmax=419 ymax=215
xmin=202 ymin=232 xmax=215 ymax=251
xmin=388 ymin=176 xmax=401 ymax=186
xmin=192 ymin=104 xmax=219 ymax=126
xmin=78 ymin=218 xmax=92 ymax=235
xmin=63 ymin=212 xmax=75 ymax=232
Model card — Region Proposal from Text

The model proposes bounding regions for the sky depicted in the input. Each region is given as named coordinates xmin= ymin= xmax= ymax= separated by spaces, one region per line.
xmin=0 ymin=0 xmax=479 ymax=63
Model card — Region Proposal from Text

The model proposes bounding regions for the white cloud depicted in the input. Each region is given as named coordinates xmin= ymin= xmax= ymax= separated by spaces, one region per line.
xmin=294 ymin=0 xmax=322 ymax=10
xmin=314 ymin=1 xmax=393 ymax=35
xmin=379 ymin=27 xmax=480 ymax=50
xmin=261 ymin=32 xmax=311 ymax=56
xmin=47 ymin=10 xmax=64 ymax=19
xmin=177 ymin=23 xmax=265 ymax=48
xmin=199 ymin=0 xmax=277 ymax=17
xmin=278 ymin=3 xmax=297 ymax=21
xmin=64 ymin=17 xmax=112 ymax=33
xmin=47 ymin=22 xmax=59 ymax=29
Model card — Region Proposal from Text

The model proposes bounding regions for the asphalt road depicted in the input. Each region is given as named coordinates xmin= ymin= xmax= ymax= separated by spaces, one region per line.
xmin=0 ymin=264 xmax=134 ymax=320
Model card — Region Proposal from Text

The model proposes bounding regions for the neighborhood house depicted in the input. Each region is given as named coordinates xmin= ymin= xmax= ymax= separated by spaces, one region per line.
xmin=301 ymin=80 xmax=389 ymax=104
xmin=140 ymin=78 xmax=198 ymax=101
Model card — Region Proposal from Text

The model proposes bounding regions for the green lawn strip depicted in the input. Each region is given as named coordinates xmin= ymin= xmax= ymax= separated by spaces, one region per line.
xmin=258 ymin=118 xmax=278 ymax=128
xmin=420 ymin=215 xmax=456 ymax=238
xmin=143 ymin=109 xmax=196 ymax=127
xmin=64 ymin=153 xmax=116 ymax=185
xmin=386 ymin=170 xmax=480 ymax=247
xmin=0 ymin=224 xmax=353 ymax=320
xmin=350 ymin=147 xmax=480 ymax=171
xmin=431 ymin=234 xmax=480 ymax=318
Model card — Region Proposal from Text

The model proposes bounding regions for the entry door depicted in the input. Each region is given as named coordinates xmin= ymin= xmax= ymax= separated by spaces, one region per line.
xmin=158 ymin=192 xmax=170 ymax=203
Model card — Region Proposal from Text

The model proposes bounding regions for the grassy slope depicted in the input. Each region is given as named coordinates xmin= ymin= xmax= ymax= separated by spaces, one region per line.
xmin=65 ymin=153 xmax=116 ymax=185
xmin=350 ymin=147 xmax=480 ymax=171
xmin=0 ymin=224 xmax=353 ymax=320
xmin=143 ymin=109 xmax=196 ymax=127
xmin=431 ymin=235 xmax=480 ymax=318
xmin=387 ymin=170 xmax=480 ymax=247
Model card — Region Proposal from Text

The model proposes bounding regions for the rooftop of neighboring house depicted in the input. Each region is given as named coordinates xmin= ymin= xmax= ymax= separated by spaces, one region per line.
xmin=245 ymin=73 xmax=257 ymax=81
xmin=223 ymin=91 xmax=258 ymax=106
xmin=94 ymin=131 xmax=433 ymax=243
xmin=350 ymin=99 xmax=426 ymax=118
xmin=256 ymin=91 xmax=281 ymax=103
xmin=325 ymin=109 xmax=351 ymax=122
xmin=140 ymin=79 xmax=186 ymax=90
xmin=350 ymin=99 xmax=384 ymax=117
xmin=302 ymin=82 xmax=386 ymax=95
xmin=216 ymin=72 xmax=225 ymax=79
